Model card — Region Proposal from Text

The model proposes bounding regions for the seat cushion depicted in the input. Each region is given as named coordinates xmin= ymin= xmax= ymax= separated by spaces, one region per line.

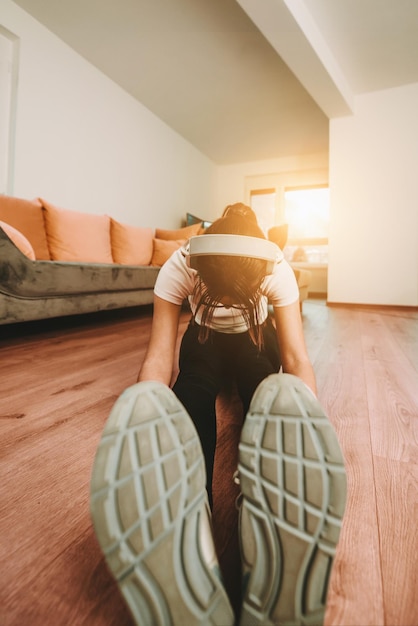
xmin=0 ymin=220 xmax=36 ymax=260
xmin=41 ymin=199 xmax=113 ymax=263
xmin=0 ymin=195 xmax=50 ymax=259
xmin=155 ymin=222 xmax=201 ymax=240
xmin=151 ymin=238 xmax=186 ymax=266
xmin=110 ymin=218 xmax=154 ymax=265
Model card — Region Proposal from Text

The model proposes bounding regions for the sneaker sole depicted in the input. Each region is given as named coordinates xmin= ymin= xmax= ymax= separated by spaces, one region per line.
xmin=238 ymin=373 xmax=346 ymax=626
xmin=90 ymin=381 xmax=234 ymax=626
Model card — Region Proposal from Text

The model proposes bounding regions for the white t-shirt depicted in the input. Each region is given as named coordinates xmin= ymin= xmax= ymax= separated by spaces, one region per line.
xmin=154 ymin=244 xmax=299 ymax=333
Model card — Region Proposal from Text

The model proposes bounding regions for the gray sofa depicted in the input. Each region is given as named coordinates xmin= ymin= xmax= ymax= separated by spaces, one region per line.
xmin=0 ymin=226 xmax=160 ymax=325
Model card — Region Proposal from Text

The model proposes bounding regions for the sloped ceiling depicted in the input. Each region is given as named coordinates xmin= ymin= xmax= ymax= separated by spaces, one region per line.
xmin=11 ymin=0 xmax=418 ymax=165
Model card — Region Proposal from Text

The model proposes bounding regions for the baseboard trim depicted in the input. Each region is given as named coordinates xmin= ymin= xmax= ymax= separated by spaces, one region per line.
xmin=326 ymin=301 xmax=418 ymax=312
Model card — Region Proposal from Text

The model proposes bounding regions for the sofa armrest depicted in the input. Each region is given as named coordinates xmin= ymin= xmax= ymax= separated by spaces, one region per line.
xmin=292 ymin=267 xmax=311 ymax=289
xmin=0 ymin=227 xmax=159 ymax=299
xmin=292 ymin=267 xmax=311 ymax=312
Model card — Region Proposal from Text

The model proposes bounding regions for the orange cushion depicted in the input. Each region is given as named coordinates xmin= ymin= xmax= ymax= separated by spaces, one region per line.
xmin=110 ymin=218 xmax=154 ymax=265
xmin=151 ymin=238 xmax=186 ymax=266
xmin=0 ymin=195 xmax=50 ymax=259
xmin=155 ymin=222 xmax=201 ymax=240
xmin=0 ymin=220 xmax=36 ymax=260
xmin=268 ymin=224 xmax=289 ymax=250
xmin=40 ymin=199 xmax=113 ymax=263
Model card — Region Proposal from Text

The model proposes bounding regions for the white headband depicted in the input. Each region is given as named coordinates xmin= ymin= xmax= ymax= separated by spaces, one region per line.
xmin=187 ymin=234 xmax=283 ymax=274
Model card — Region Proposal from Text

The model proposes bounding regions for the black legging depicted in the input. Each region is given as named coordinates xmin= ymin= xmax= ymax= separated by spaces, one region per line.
xmin=172 ymin=317 xmax=281 ymax=507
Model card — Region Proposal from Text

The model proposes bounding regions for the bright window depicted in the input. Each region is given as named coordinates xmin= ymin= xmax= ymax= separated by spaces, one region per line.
xmin=284 ymin=186 xmax=329 ymax=241
xmin=249 ymin=188 xmax=276 ymax=234
xmin=284 ymin=186 xmax=329 ymax=263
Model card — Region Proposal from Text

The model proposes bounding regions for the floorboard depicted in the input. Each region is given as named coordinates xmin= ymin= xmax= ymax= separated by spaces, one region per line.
xmin=0 ymin=301 xmax=417 ymax=626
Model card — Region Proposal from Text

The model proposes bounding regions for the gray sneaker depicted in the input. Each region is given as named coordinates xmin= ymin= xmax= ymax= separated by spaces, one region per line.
xmin=238 ymin=373 xmax=347 ymax=626
xmin=90 ymin=381 xmax=234 ymax=626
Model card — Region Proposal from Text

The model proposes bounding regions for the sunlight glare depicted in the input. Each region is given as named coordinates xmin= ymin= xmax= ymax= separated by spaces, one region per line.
xmin=285 ymin=188 xmax=329 ymax=239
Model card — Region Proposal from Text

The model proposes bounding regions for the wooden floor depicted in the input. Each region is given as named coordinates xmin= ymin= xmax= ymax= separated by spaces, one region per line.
xmin=1 ymin=300 xmax=417 ymax=626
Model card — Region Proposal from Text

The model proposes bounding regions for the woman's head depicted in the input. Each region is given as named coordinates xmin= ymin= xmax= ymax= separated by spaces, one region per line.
xmin=191 ymin=203 xmax=269 ymax=346
xmin=221 ymin=202 xmax=260 ymax=223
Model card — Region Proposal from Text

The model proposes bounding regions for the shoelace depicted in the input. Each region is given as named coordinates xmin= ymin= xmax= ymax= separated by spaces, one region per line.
xmin=233 ymin=469 xmax=243 ymax=510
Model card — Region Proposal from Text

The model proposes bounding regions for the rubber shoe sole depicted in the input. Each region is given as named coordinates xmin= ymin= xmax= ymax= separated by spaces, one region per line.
xmin=90 ymin=381 xmax=234 ymax=626
xmin=238 ymin=373 xmax=347 ymax=626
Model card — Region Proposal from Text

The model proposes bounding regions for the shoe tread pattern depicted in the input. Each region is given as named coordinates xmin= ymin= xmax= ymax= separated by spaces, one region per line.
xmin=90 ymin=381 xmax=234 ymax=626
xmin=238 ymin=374 xmax=347 ymax=626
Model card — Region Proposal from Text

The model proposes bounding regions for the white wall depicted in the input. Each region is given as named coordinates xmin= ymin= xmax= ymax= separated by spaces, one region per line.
xmin=1 ymin=0 xmax=216 ymax=228
xmin=0 ymin=27 xmax=17 ymax=194
xmin=329 ymin=82 xmax=418 ymax=306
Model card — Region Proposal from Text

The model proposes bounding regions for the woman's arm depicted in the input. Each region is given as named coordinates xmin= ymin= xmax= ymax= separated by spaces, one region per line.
xmin=273 ymin=300 xmax=317 ymax=395
xmin=138 ymin=295 xmax=182 ymax=386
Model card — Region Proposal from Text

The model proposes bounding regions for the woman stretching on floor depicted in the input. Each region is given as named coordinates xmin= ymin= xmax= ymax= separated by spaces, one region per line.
xmin=90 ymin=203 xmax=346 ymax=626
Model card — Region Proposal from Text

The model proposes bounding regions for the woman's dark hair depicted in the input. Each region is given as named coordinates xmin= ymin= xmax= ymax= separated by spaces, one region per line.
xmin=221 ymin=202 xmax=259 ymax=222
xmin=192 ymin=203 xmax=268 ymax=348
